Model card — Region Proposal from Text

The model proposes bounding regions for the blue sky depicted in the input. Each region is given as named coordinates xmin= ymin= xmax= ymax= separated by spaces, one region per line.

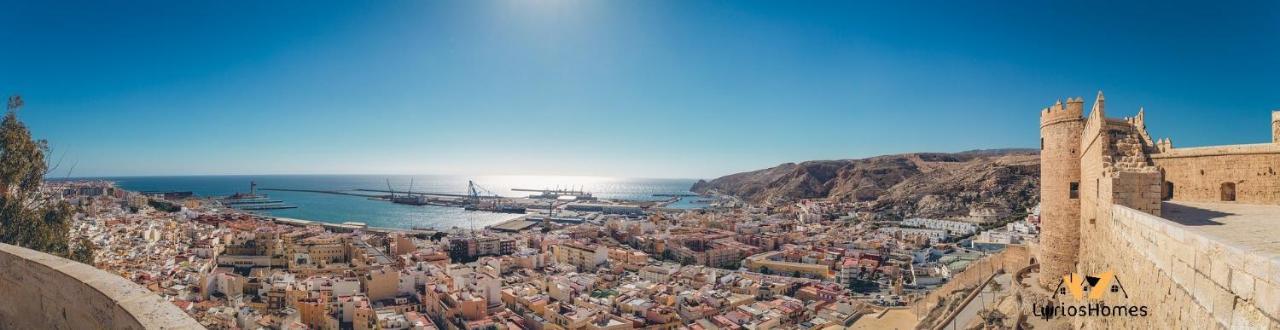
xmin=2 ymin=1 xmax=1277 ymax=179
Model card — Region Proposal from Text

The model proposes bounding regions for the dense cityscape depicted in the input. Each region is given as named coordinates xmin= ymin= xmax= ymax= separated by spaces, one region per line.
xmin=4 ymin=2 xmax=1277 ymax=329
xmin=43 ymin=178 xmax=1040 ymax=330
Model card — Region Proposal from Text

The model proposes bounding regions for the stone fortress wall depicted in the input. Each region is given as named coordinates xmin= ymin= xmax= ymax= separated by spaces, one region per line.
xmin=0 ymin=243 xmax=201 ymax=329
xmin=1075 ymin=205 xmax=1280 ymax=329
xmin=1037 ymin=91 xmax=1280 ymax=328
xmin=909 ymin=245 xmax=1030 ymax=327
xmin=1152 ymin=145 xmax=1280 ymax=204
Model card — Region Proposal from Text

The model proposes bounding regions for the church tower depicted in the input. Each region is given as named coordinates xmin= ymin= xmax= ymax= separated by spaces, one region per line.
xmin=1038 ymin=96 xmax=1085 ymax=288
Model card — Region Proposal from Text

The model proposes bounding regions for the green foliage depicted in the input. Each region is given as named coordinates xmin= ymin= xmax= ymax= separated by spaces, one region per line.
xmin=0 ymin=97 xmax=93 ymax=264
xmin=590 ymin=289 xmax=618 ymax=298
xmin=846 ymin=278 xmax=879 ymax=293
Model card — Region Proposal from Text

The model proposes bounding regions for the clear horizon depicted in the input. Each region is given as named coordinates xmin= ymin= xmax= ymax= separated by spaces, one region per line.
xmin=4 ymin=1 xmax=1278 ymax=178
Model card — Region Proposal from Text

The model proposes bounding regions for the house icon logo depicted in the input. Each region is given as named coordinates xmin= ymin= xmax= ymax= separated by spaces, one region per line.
xmin=1051 ymin=270 xmax=1128 ymax=301
xmin=1033 ymin=270 xmax=1148 ymax=320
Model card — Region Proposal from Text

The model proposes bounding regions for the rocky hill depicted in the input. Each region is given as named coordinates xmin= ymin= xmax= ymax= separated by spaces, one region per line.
xmin=691 ymin=149 xmax=1040 ymax=219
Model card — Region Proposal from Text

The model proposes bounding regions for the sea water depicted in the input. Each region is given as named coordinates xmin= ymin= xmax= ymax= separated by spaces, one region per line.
xmin=101 ymin=174 xmax=702 ymax=230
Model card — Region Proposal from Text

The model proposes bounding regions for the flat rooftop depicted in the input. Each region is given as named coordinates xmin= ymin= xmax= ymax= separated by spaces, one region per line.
xmin=1161 ymin=201 xmax=1280 ymax=256
xmin=490 ymin=218 xmax=539 ymax=232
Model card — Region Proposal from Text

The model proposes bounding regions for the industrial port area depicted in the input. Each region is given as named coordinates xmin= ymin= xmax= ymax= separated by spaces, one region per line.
xmin=183 ymin=180 xmax=719 ymax=235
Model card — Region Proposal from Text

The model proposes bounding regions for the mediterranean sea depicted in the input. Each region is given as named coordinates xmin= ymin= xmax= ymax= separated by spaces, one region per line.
xmin=97 ymin=175 xmax=704 ymax=230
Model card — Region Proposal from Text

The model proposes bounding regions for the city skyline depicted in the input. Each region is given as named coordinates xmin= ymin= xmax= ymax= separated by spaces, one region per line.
xmin=3 ymin=0 xmax=1278 ymax=178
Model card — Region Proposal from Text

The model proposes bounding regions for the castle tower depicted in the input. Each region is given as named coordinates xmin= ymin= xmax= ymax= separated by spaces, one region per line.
xmin=1038 ymin=96 xmax=1085 ymax=288
xmin=1272 ymin=110 xmax=1279 ymax=144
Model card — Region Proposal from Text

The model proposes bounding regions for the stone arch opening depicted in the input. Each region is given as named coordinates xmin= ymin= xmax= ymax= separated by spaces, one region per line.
xmin=1163 ymin=181 xmax=1175 ymax=201
xmin=1221 ymin=182 xmax=1236 ymax=202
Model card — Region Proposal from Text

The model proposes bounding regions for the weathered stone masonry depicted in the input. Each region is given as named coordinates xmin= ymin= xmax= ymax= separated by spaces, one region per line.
xmin=1037 ymin=91 xmax=1280 ymax=328
xmin=0 ymin=243 xmax=201 ymax=329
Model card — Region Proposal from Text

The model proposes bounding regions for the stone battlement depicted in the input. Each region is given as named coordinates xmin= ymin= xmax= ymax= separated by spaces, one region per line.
xmin=1152 ymin=143 xmax=1280 ymax=159
xmin=0 ymin=243 xmax=201 ymax=329
xmin=1272 ymin=110 xmax=1280 ymax=143
xmin=1040 ymin=97 xmax=1085 ymax=128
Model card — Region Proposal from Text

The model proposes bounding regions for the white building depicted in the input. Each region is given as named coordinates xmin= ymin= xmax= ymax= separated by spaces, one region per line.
xmin=902 ymin=218 xmax=978 ymax=236
xmin=878 ymin=227 xmax=949 ymax=243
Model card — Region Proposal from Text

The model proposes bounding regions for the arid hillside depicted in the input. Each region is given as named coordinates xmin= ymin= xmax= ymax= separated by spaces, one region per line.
xmin=691 ymin=149 xmax=1040 ymax=219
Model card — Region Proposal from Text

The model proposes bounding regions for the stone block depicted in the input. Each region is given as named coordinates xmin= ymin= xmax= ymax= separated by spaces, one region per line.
xmin=1230 ymin=301 xmax=1269 ymax=329
xmin=1212 ymin=284 xmax=1237 ymax=327
xmin=1231 ymin=272 xmax=1255 ymax=300
xmin=1153 ymin=242 xmax=1172 ymax=272
xmin=1253 ymin=281 xmax=1280 ymax=319
xmin=1243 ymin=253 xmax=1272 ymax=285
xmin=1268 ymin=256 xmax=1280 ymax=286
xmin=1224 ymin=246 xmax=1246 ymax=271
xmin=1175 ymin=241 xmax=1196 ymax=265
xmin=1194 ymin=271 xmax=1216 ymax=311
xmin=1195 ymin=251 xmax=1213 ymax=276
xmin=1210 ymin=257 xmax=1233 ymax=289
xmin=1173 ymin=259 xmax=1194 ymax=289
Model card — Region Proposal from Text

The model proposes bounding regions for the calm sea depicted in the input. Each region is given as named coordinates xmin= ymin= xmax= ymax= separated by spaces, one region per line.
xmin=97 ymin=175 xmax=702 ymax=230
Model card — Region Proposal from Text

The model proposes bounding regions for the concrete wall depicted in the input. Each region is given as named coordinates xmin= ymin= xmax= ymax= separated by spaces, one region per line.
xmin=1152 ymin=144 xmax=1280 ymax=205
xmin=1075 ymin=205 xmax=1280 ymax=329
xmin=0 ymin=243 xmax=202 ymax=329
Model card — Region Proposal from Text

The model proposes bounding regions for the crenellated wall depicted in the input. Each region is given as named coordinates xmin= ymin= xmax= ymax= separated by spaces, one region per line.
xmin=1152 ymin=144 xmax=1280 ymax=204
xmin=0 ymin=243 xmax=202 ymax=329
xmin=1075 ymin=205 xmax=1280 ymax=329
xmin=1035 ymin=92 xmax=1280 ymax=328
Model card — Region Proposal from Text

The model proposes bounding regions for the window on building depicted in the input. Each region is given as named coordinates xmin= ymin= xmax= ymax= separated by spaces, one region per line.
xmin=1221 ymin=182 xmax=1236 ymax=202
xmin=1069 ymin=182 xmax=1079 ymax=199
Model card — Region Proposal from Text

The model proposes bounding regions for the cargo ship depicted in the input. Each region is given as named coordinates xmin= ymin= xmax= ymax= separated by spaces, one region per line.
xmin=391 ymin=195 xmax=432 ymax=205
xmin=220 ymin=181 xmax=298 ymax=210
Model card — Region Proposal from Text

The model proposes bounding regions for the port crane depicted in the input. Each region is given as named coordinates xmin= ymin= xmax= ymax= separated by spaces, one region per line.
xmin=465 ymin=180 xmax=501 ymax=205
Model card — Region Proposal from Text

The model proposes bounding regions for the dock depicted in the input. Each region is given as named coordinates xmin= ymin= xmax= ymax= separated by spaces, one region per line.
xmin=236 ymin=204 xmax=298 ymax=210
xmin=355 ymin=189 xmax=499 ymax=199
xmin=265 ymin=216 xmax=439 ymax=236
xmin=222 ymin=199 xmax=285 ymax=205
xmin=258 ymin=188 xmax=386 ymax=198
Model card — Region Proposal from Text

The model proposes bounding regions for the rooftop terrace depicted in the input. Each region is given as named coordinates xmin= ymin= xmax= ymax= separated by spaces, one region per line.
xmin=1161 ymin=201 xmax=1280 ymax=256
